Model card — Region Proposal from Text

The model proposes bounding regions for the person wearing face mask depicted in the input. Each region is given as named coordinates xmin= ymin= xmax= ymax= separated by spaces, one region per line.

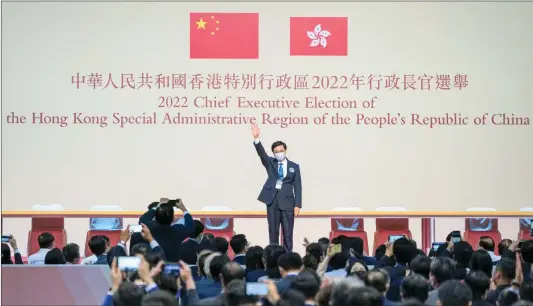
xmin=251 ymin=123 xmax=302 ymax=252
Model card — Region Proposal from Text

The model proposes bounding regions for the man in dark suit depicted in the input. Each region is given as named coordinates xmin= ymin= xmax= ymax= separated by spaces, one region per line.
xmin=251 ymin=124 xmax=302 ymax=252
xmin=139 ymin=198 xmax=193 ymax=262
xmin=195 ymin=262 xmax=246 ymax=306
xmin=276 ymin=252 xmax=303 ymax=294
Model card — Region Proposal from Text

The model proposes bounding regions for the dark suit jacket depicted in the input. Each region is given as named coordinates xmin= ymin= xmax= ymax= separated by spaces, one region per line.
xmin=139 ymin=209 xmax=194 ymax=262
xmin=181 ymin=238 xmax=203 ymax=264
xmin=276 ymin=274 xmax=298 ymax=294
xmin=187 ymin=289 xmax=225 ymax=306
xmin=196 ymin=279 xmax=223 ymax=300
xmin=254 ymin=141 xmax=302 ymax=210
xmin=232 ymin=254 xmax=246 ymax=266
xmin=93 ymin=255 xmax=109 ymax=265
xmin=246 ymin=269 xmax=268 ymax=282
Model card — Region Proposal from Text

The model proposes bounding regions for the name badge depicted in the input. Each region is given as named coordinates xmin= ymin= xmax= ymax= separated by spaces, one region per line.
xmin=275 ymin=180 xmax=283 ymax=189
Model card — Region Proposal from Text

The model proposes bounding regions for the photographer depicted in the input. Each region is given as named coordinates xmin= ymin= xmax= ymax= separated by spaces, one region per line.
xmin=139 ymin=198 xmax=194 ymax=262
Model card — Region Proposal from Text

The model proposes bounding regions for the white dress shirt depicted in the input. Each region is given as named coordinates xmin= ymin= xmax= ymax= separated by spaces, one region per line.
xmin=27 ymin=248 xmax=52 ymax=265
xmin=81 ymin=254 xmax=97 ymax=265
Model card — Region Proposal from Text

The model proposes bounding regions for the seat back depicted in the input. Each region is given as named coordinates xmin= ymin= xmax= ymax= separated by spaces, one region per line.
xmin=374 ymin=218 xmax=411 ymax=252
xmin=29 ymin=204 xmax=67 ymax=255
xmin=199 ymin=206 xmax=236 ymax=258
xmin=329 ymin=208 xmax=369 ymax=254
xmin=89 ymin=205 xmax=123 ymax=230
xmin=464 ymin=218 xmax=501 ymax=254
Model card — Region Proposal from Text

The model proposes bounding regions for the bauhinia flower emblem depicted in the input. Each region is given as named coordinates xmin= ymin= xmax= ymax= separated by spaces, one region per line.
xmin=307 ymin=24 xmax=331 ymax=48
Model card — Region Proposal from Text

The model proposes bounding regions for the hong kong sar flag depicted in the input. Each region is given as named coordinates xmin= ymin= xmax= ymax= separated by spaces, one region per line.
xmin=290 ymin=17 xmax=348 ymax=56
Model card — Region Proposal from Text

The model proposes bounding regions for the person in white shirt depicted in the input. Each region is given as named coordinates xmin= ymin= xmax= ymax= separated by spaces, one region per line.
xmin=28 ymin=232 xmax=55 ymax=265
xmin=478 ymin=236 xmax=501 ymax=263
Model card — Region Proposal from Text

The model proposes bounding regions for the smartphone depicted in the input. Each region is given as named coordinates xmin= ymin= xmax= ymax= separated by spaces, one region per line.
xmin=117 ymin=256 xmax=141 ymax=271
xmin=163 ymin=263 xmax=180 ymax=277
xmin=389 ymin=235 xmax=404 ymax=244
xmin=167 ymin=199 xmax=177 ymax=206
xmin=129 ymin=225 xmax=142 ymax=233
xmin=432 ymin=242 xmax=445 ymax=251
xmin=451 ymin=231 xmax=461 ymax=243
xmin=246 ymin=282 xmax=268 ymax=295
xmin=1 ymin=235 xmax=11 ymax=243
xmin=328 ymin=244 xmax=342 ymax=256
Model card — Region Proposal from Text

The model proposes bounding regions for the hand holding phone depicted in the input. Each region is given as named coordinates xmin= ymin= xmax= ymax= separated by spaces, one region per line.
xmin=117 ymin=256 xmax=141 ymax=271
xmin=1 ymin=235 xmax=11 ymax=243
xmin=163 ymin=263 xmax=181 ymax=277
xmin=129 ymin=225 xmax=142 ymax=233
xmin=388 ymin=235 xmax=404 ymax=244
xmin=328 ymin=244 xmax=342 ymax=257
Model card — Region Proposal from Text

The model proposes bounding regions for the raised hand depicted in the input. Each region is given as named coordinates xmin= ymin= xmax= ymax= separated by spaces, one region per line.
xmin=251 ymin=123 xmax=260 ymax=139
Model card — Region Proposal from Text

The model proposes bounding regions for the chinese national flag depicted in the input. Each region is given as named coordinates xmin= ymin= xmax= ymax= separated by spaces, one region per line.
xmin=190 ymin=13 xmax=259 ymax=59
xmin=290 ymin=17 xmax=348 ymax=56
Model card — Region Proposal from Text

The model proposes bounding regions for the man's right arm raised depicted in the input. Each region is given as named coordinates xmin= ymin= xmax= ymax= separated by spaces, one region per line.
xmin=251 ymin=124 xmax=269 ymax=169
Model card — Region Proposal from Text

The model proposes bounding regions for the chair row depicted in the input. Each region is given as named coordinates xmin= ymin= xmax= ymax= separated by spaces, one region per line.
xmin=27 ymin=215 xmax=531 ymax=257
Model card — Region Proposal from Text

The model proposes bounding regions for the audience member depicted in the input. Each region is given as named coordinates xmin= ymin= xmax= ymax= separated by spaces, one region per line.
xmin=44 ymin=247 xmax=66 ymax=264
xmin=486 ymin=258 xmax=516 ymax=304
xmin=277 ymin=252 xmax=303 ymax=293
xmin=437 ymin=280 xmax=473 ymax=306
xmin=196 ymin=261 xmax=245 ymax=304
xmin=62 ymin=243 xmax=80 ymax=264
xmin=1 ymin=235 xmax=22 ymax=265
xmin=230 ymin=234 xmax=248 ymax=266
xmin=453 ymin=241 xmax=474 ymax=279
xmin=213 ymin=237 xmax=229 ymax=254
xmin=290 ymin=269 xmax=321 ymax=306
xmin=400 ymin=274 xmax=430 ymax=303
xmin=364 ymin=269 xmax=396 ymax=306
xmin=520 ymin=281 xmax=533 ymax=302
xmin=478 ymin=236 xmax=501 ymax=263
xmin=426 ymin=257 xmax=456 ymax=305
xmin=409 ymin=255 xmax=431 ymax=279
xmin=260 ymin=244 xmax=286 ymax=282
xmin=470 ymin=249 xmax=494 ymax=279
xmin=28 ymin=232 xmax=55 ymax=265
xmin=82 ymin=235 xmax=110 ymax=265
xmin=302 ymin=255 xmax=319 ymax=271
xmin=465 ymin=271 xmax=491 ymax=306
xmin=181 ymin=220 xmax=206 ymax=266
xmin=139 ymin=199 xmax=193 ymax=262
xmin=89 ymin=235 xmax=109 ymax=265
xmin=196 ymin=254 xmax=231 ymax=299
xmin=245 ymin=246 xmax=266 ymax=281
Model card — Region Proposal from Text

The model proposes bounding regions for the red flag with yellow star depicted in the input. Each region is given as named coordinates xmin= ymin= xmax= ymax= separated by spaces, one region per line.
xmin=190 ymin=13 xmax=259 ymax=59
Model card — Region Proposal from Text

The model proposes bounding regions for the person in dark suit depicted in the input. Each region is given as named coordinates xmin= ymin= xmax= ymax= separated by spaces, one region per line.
xmin=195 ymin=262 xmax=246 ymax=306
xmin=181 ymin=220 xmax=207 ymax=266
xmin=230 ymin=234 xmax=248 ymax=268
xmin=139 ymin=199 xmax=194 ymax=262
xmin=251 ymin=124 xmax=302 ymax=252
xmin=276 ymin=252 xmax=303 ymax=294
xmin=196 ymin=254 xmax=230 ymax=299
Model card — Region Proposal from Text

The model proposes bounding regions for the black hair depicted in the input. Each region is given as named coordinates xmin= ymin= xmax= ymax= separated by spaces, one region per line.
xmin=302 ymin=255 xmax=319 ymax=271
xmin=278 ymin=252 xmax=303 ymax=272
xmin=245 ymin=246 xmax=264 ymax=271
xmin=88 ymin=235 xmax=107 ymax=256
xmin=522 ymin=240 xmax=533 ymax=263
xmin=44 ymin=248 xmax=66 ymax=264
xmin=142 ymin=290 xmax=178 ymax=306
xmin=430 ymin=257 xmax=456 ymax=285
xmin=401 ymin=274 xmax=430 ymax=303
xmin=478 ymin=236 xmax=495 ymax=252
xmin=1 ymin=243 xmax=12 ymax=264
xmin=214 ymin=237 xmax=229 ymax=254
xmin=38 ymin=232 xmax=55 ymax=249
xmin=155 ymin=204 xmax=174 ymax=226
xmin=364 ymin=269 xmax=390 ymax=294
xmin=495 ymin=257 xmax=516 ymax=280
xmin=437 ymin=280 xmax=473 ymax=306
xmin=290 ymin=269 xmax=321 ymax=299
xmin=498 ymin=239 xmax=513 ymax=256
xmin=230 ymin=234 xmax=248 ymax=254
xmin=190 ymin=220 xmax=204 ymax=239
xmin=464 ymin=270 xmax=490 ymax=300
xmin=329 ymin=251 xmax=349 ymax=270
xmin=306 ymin=242 xmax=323 ymax=262
xmin=271 ymin=141 xmax=287 ymax=152
xmin=454 ymin=241 xmax=474 ymax=267
xmin=209 ymin=254 xmax=231 ymax=281
xmin=62 ymin=243 xmax=80 ymax=263
xmin=409 ymin=255 xmax=431 ymax=279
xmin=520 ymin=280 xmax=533 ymax=302
xmin=393 ymin=237 xmax=416 ymax=265
xmin=264 ymin=244 xmax=286 ymax=279
xmin=469 ymin=249 xmax=493 ymax=278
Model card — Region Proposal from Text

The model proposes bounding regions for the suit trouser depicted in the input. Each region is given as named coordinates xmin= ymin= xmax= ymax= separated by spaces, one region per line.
xmin=266 ymin=192 xmax=295 ymax=252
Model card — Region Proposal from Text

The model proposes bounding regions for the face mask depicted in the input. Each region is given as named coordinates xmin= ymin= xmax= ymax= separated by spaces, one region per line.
xmin=274 ymin=152 xmax=286 ymax=161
